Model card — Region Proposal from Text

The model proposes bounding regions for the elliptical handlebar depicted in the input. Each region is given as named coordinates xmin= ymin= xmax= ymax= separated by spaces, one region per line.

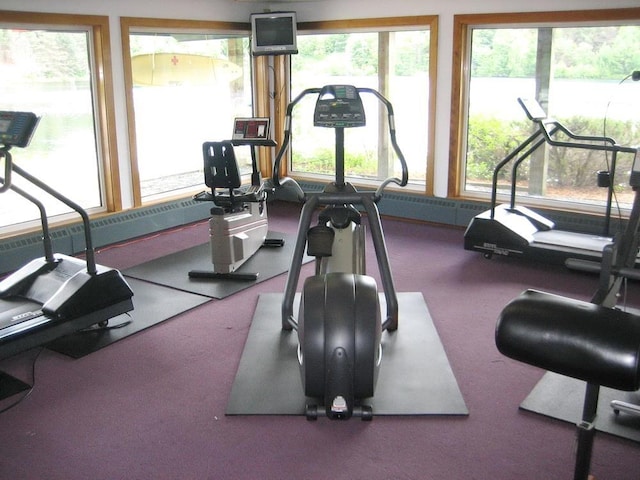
xmin=271 ymin=86 xmax=409 ymax=201
xmin=271 ymin=88 xmax=319 ymax=201
xmin=357 ymin=87 xmax=409 ymax=199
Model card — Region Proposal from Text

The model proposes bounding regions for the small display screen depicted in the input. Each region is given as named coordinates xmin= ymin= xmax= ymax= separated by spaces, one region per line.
xmin=255 ymin=17 xmax=294 ymax=47
xmin=251 ymin=12 xmax=298 ymax=56
xmin=232 ymin=118 xmax=270 ymax=140
xmin=0 ymin=111 xmax=39 ymax=147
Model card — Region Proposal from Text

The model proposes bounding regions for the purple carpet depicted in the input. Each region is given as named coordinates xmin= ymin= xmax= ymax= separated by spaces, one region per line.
xmin=0 ymin=200 xmax=638 ymax=480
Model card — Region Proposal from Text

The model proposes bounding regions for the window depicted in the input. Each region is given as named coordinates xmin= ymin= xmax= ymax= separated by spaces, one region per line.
xmin=0 ymin=12 xmax=118 ymax=234
xmin=290 ymin=17 xmax=437 ymax=194
xmin=451 ymin=9 xmax=640 ymax=214
xmin=121 ymin=18 xmax=253 ymax=206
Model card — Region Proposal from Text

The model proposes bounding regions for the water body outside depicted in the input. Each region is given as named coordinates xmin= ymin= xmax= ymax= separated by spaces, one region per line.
xmin=2 ymin=78 xmax=639 ymax=231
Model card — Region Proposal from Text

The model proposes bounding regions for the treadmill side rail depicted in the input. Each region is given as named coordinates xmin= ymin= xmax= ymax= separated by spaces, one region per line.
xmin=0 ymin=256 xmax=60 ymax=298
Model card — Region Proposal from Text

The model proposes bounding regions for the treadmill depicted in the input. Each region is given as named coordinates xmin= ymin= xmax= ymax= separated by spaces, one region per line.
xmin=464 ymin=97 xmax=639 ymax=267
xmin=0 ymin=111 xmax=134 ymax=364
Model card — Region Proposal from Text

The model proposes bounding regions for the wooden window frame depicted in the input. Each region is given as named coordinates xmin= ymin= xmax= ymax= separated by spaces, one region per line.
xmin=120 ymin=17 xmax=250 ymax=207
xmin=290 ymin=15 xmax=439 ymax=196
xmin=449 ymin=7 xmax=640 ymax=199
xmin=0 ymin=10 xmax=121 ymax=215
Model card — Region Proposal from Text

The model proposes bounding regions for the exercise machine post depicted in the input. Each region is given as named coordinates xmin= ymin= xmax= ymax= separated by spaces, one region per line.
xmin=272 ymin=85 xmax=409 ymax=420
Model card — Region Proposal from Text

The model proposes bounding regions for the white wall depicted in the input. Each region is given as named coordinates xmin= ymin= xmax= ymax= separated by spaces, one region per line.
xmin=2 ymin=0 xmax=639 ymax=202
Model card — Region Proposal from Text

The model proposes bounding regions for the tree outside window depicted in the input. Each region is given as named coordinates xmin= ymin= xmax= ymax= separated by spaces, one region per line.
xmin=461 ymin=21 xmax=640 ymax=214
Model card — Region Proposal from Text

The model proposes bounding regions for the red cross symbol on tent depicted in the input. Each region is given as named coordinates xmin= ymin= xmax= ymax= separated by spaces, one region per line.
xmin=171 ymin=55 xmax=179 ymax=66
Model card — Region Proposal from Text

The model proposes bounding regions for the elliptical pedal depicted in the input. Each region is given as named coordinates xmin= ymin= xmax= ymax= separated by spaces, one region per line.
xmin=263 ymin=238 xmax=285 ymax=248
xmin=305 ymin=403 xmax=373 ymax=421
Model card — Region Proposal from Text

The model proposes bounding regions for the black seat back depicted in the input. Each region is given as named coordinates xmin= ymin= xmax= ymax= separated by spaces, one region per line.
xmin=203 ymin=141 xmax=241 ymax=191
xmin=202 ymin=141 xmax=243 ymax=208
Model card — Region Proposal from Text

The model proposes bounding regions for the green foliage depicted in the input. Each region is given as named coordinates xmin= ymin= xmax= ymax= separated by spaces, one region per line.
xmin=471 ymin=29 xmax=537 ymax=78
xmin=1 ymin=29 xmax=90 ymax=81
xmin=293 ymin=148 xmax=378 ymax=177
xmin=466 ymin=116 xmax=529 ymax=180
xmin=395 ymin=32 xmax=430 ymax=76
xmin=596 ymin=26 xmax=640 ymax=78
xmin=471 ymin=25 xmax=640 ymax=80
xmin=348 ymin=35 xmax=377 ymax=75
xmin=466 ymin=114 xmax=638 ymax=188
xmin=295 ymin=31 xmax=430 ymax=77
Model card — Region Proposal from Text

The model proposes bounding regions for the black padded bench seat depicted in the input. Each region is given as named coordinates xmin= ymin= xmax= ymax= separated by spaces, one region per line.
xmin=496 ymin=289 xmax=640 ymax=392
xmin=496 ymin=289 xmax=640 ymax=479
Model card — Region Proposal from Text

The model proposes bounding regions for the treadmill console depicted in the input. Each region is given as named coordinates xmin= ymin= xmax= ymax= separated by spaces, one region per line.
xmin=518 ymin=97 xmax=547 ymax=122
xmin=313 ymin=85 xmax=366 ymax=128
xmin=0 ymin=111 xmax=40 ymax=148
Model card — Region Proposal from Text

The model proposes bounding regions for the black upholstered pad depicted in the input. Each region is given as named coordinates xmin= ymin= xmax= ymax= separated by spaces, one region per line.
xmin=496 ymin=289 xmax=640 ymax=392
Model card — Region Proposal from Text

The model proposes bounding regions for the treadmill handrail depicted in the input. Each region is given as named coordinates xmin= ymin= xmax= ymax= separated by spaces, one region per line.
xmin=507 ymin=124 xmax=562 ymax=210
xmin=518 ymin=97 xmax=625 ymax=151
xmin=490 ymin=128 xmax=547 ymax=218
xmin=11 ymin=163 xmax=98 ymax=275
xmin=0 ymin=175 xmax=55 ymax=263
xmin=537 ymin=118 xmax=635 ymax=154
xmin=490 ymin=98 xmax=639 ymax=220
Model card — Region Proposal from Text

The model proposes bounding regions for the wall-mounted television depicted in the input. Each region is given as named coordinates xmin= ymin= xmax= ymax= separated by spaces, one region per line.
xmin=250 ymin=11 xmax=298 ymax=56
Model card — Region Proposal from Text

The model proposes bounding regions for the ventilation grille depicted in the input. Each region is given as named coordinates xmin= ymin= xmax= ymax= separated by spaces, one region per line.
xmin=67 ymin=202 xmax=188 ymax=235
xmin=0 ymin=199 xmax=208 ymax=274
xmin=385 ymin=192 xmax=456 ymax=209
xmin=0 ymin=229 xmax=69 ymax=252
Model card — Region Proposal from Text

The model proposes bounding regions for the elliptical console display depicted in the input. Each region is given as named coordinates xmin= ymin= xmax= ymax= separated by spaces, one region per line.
xmin=313 ymin=85 xmax=366 ymax=128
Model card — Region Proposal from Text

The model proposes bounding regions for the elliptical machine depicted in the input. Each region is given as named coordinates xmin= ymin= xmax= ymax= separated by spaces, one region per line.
xmin=272 ymin=85 xmax=409 ymax=420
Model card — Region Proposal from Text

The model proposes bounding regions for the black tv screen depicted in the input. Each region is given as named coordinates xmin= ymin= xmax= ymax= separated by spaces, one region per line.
xmin=251 ymin=12 xmax=298 ymax=56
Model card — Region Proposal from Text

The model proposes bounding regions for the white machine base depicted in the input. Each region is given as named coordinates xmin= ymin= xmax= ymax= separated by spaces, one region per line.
xmin=209 ymin=202 xmax=268 ymax=274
